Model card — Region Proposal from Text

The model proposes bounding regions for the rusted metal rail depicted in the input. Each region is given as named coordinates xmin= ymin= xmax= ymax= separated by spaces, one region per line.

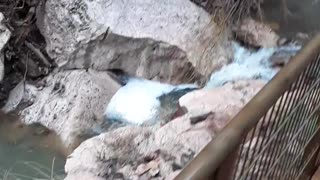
xmin=175 ymin=33 xmax=320 ymax=180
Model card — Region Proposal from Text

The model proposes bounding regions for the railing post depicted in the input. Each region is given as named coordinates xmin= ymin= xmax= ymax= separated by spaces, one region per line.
xmin=214 ymin=147 xmax=240 ymax=180
xmin=175 ymin=34 xmax=320 ymax=180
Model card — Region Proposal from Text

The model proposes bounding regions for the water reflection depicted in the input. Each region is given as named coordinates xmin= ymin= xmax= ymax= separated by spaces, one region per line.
xmin=0 ymin=112 xmax=66 ymax=180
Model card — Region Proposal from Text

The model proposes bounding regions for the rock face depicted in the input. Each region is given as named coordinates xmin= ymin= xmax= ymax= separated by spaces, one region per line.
xmin=180 ymin=80 xmax=266 ymax=132
xmin=65 ymin=119 xmax=212 ymax=180
xmin=233 ymin=18 xmax=279 ymax=48
xmin=0 ymin=12 xmax=11 ymax=82
xmin=64 ymin=80 xmax=265 ymax=179
xmin=21 ymin=69 xmax=120 ymax=152
xmin=36 ymin=0 xmax=232 ymax=84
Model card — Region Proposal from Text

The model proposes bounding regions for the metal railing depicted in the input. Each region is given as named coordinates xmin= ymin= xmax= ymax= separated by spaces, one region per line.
xmin=175 ymin=33 xmax=320 ymax=180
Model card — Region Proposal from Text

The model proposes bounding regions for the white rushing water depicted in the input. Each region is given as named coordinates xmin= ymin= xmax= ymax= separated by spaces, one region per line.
xmin=205 ymin=42 xmax=301 ymax=88
xmin=105 ymin=78 xmax=198 ymax=125
xmin=105 ymin=41 xmax=301 ymax=125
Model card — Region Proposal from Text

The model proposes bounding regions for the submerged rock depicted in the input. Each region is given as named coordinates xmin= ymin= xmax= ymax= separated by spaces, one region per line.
xmin=21 ymin=69 xmax=120 ymax=151
xmin=36 ymin=0 xmax=232 ymax=84
xmin=65 ymin=80 xmax=265 ymax=179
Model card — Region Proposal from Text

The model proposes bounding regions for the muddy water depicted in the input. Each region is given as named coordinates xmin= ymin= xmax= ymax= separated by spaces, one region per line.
xmin=0 ymin=112 xmax=66 ymax=180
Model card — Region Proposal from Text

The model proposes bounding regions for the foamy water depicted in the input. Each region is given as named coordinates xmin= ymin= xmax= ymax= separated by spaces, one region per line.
xmin=206 ymin=42 xmax=301 ymax=88
xmin=104 ymin=41 xmax=302 ymax=126
xmin=105 ymin=78 xmax=198 ymax=125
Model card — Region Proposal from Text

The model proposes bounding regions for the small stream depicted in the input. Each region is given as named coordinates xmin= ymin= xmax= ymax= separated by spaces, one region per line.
xmin=0 ymin=42 xmax=302 ymax=180
xmin=1 ymin=1 xmax=318 ymax=177
xmin=0 ymin=117 xmax=66 ymax=180
xmin=206 ymin=41 xmax=301 ymax=88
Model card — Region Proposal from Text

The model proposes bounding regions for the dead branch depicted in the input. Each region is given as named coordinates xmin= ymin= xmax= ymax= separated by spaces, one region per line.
xmin=24 ymin=41 xmax=51 ymax=67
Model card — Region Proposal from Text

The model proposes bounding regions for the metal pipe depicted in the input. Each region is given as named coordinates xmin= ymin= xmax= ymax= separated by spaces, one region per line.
xmin=175 ymin=33 xmax=320 ymax=180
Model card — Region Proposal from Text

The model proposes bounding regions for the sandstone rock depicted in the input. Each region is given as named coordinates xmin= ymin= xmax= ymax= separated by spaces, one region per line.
xmin=64 ymin=80 xmax=265 ymax=179
xmin=233 ymin=18 xmax=279 ymax=48
xmin=135 ymin=160 xmax=160 ymax=176
xmin=21 ymin=69 xmax=120 ymax=152
xmin=0 ymin=12 xmax=11 ymax=82
xmin=189 ymin=110 xmax=213 ymax=124
xmin=64 ymin=172 xmax=105 ymax=180
xmin=65 ymin=126 xmax=154 ymax=179
xmin=180 ymin=80 xmax=266 ymax=132
xmin=65 ymin=115 xmax=213 ymax=179
xmin=37 ymin=0 xmax=232 ymax=83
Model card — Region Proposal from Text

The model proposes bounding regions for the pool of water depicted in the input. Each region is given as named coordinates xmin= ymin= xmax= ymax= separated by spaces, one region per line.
xmin=0 ymin=115 xmax=66 ymax=180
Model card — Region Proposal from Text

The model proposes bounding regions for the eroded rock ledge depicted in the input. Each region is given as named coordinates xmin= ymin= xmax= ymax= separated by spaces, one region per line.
xmin=37 ymin=0 xmax=232 ymax=84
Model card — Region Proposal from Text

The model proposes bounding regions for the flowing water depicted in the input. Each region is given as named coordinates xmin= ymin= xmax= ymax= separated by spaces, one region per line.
xmin=0 ymin=114 xmax=66 ymax=180
xmin=1 ymin=1 xmax=318 ymax=178
xmin=206 ymin=41 xmax=301 ymax=88
xmin=0 ymin=43 xmax=303 ymax=180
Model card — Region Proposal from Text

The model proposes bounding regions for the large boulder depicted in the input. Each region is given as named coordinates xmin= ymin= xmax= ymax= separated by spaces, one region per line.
xmin=65 ymin=118 xmax=212 ymax=180
xmin=64 ymin=80 xmax=265 ymax=179
xmin=36 ymin=0 xmax=232 ymax=84
xmin=180 ymin=80 xmax=266 ymax=132
xmin=21 ymin=69 xmax=120 ymax=152
xmin=233 ymin=18 xmax=279 ymax=48
xmin=0 ymin=12 xmax=11 ymax=82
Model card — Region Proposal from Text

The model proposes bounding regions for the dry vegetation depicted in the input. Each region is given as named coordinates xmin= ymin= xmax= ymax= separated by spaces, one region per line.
xmin=191 ymin=0 xmax=263 ymax=28
xmin=0 ymin=0 xmax=53 ymax=107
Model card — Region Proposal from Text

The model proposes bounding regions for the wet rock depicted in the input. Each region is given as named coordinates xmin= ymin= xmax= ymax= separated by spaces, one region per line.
xmin=277 ymin=37 xmax=289 ymax=46
xmin=0 ymin=12 xmax=11 ymax=82
xmin=269 ymin=44 xmax=301 ymax=68
xmin=270 ymin=54 xmax=291 ymax=67
xmin=296 ymin=32 xmax=309 ymax=41
xmin=21 ymin=69 xmax=120 ymax=151
xmin=37 ymin=0 xmax=232 ymax=84
xmin=233 ymin=18 xmax=279 ymax=48
xmin=64 ymin=80 xmax=265 ymax=179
